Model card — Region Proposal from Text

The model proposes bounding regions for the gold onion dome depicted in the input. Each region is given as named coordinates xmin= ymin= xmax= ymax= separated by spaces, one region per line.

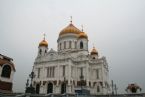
xmin=78 ymin=32 xmax=88 ymax=39
xmin=59 ymin=23 xmax=81 ymax=36
xmin=39 ymin=39 xmax=48 ymax=47
xmin=91 ymin=47 xmax=98 ymax=55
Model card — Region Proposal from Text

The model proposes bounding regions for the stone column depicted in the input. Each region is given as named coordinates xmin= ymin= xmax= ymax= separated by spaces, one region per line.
xmin=86 ymin=62 xmax=89 ymax=87
xmin=67 ymin=60 xmax=72 ymax=93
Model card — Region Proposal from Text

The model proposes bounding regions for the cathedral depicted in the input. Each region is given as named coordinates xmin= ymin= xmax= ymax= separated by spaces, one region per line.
xmin=32 ymin=20 xmax=110 ymax=95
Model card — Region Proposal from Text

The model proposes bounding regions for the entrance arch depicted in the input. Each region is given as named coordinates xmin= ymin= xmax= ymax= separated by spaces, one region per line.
xmin=47 ymin=83 xmax=53 ymax=94
xmin=61 ymin=83 xmax=66 ymax=94
xmin=36 ymin=84 xmax=40 ymax=94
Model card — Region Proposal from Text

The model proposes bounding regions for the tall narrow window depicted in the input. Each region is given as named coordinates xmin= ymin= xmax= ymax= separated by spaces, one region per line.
xmin=62 ymin=66 xmax=65 ymax=77
xmin=47 ymin=67 xmax=49 ymax=78
xmin=80 ymin=68 xmax=83 ymax=76
xmin=39 ymin=49 xmax=42 ymax=55
xmin=1 ymin=65 xmax=11 ymax=78
xmin=45 ymin=50 xmax=47 ymax=53
xmin=64 ymin=41 xmax=66 ymax=49
xmin=60 ymin=43 xmax=62 ymax=50
xmin=80 ymin=67 xmax=84 ymax=80
xmin=80 ymin=41 xmax=83 ymax=49
xmin=75 ymin=41 xmax=77 ymax=49
xmin=47 ymin=67 xmax=55 ymax=78
xmin=50 ymin=67 xmax=52 ymax=77
xmin=69 ymin=41 xmax=72 ymax=48
xmin=38 ymin=68 xmax=40 ymax=78
xmin=52 ymin=67 xmax=54 ymax=77
xmin=96 ymin=69 xmax=99 ymax=79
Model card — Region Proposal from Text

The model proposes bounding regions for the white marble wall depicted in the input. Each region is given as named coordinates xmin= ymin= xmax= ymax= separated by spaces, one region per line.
xmin=33 ymin=33 xmax=109 ymax=95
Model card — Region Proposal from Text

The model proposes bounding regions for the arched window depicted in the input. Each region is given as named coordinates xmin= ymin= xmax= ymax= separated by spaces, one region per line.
xmin=45 ymin=50 xmax=47 ymax=53
xmin=80 ymin=41 xmax=83 ymax=49
xmin=60 ymin=43 xmax=62 ymax=50
xmin=93 ymin=57 xmax=96 ymax=59
xmin=69 ymin=41 xmax=72 ymax=48
xmin=47 ymin=83 xmax=53 ymax=94
xmin=39 ymin=49 xmax=42 ymax=55
xmin=61 ymin=83 xmax=66 ymax=94
xmin=1 ymin=65 xmax=11 ymax=78
xmin=75 ymin=41 xmax=77 ymax=49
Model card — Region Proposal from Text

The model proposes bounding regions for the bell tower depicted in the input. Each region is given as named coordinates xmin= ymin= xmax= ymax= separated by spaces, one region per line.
xmin=77 ymin=25 xmax=88 ymax=51
xmin=90 ymin=46 xmax=99 ymax=59
xmin=38 ymin=33 xmax=48 ymax=56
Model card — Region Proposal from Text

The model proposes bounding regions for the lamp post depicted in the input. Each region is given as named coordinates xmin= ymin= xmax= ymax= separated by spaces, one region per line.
xmin=114 ymin=84 xmax=118 ymax=95
xmin=25 ymin=71 xmax=36 ymax=94
xmin=111 ymin=80 xmax=118 ymax=95
xmin=25 ymin=78 xmax=29 ymax=93
xmin=111 ymin=80 xmax=114 ymax=95
xmin=29 ymin=71 xmax=35 ymax=87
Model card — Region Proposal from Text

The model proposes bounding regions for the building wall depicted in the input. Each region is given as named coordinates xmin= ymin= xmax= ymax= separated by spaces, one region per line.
xmin=0 ymin=55 xmax=15 ymax=93
xmin=33 ymin=50 xmax=109 ymax=94
xmin=32 ymin=30 xmax=109 ymax=95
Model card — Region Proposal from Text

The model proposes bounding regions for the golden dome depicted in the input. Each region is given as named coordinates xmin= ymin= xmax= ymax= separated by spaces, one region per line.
xmin=91 ymin=47 xmax=98 ymax=55
xmin=78 ymin=32 xmax=88 ymax=39
xmin=59 ymin=23 xmax=81 ymax=36
xmin=39 ymin=39 xmax=48 ymax=47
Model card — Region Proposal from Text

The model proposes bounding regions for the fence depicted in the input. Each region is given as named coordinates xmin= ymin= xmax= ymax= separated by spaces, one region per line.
xmin=0 ymin=93 xmax=145 ymax=97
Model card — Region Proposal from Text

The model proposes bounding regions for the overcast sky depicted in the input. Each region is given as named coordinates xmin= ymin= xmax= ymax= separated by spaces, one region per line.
xmin=0 ymin=0 xmax=145 ymax=94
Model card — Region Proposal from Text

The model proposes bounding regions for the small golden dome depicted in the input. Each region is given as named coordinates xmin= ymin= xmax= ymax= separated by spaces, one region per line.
xmin=91 ymin=47 xmax=98 ymax=55
xmin=59 ymin=23 xmax=81 ymax=36
xmin=78 ymin=32 xmax=88 ymax=39
xmin=39 ymin=39 xmax=48 ymax=47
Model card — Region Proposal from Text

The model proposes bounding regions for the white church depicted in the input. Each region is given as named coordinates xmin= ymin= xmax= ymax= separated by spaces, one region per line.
xmin=32 ymin=20 xmax=110 ymax=95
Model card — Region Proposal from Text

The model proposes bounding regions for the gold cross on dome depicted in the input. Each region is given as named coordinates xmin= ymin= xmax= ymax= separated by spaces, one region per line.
xmin=81 ymin=25 xmax=84 ymax=32
xmin=70 ymin=16 xmax=72 ymax=24
xmin=43 ymin=33 xmax=46 ymax=40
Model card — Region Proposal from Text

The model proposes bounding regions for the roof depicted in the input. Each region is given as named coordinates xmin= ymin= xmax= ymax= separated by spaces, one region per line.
xmin=0 ymin=54 xmax=16 ymax=71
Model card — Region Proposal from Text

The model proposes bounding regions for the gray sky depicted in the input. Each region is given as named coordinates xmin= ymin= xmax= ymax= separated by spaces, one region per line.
xmin=0 ymin=0 xmax=145 ymax=94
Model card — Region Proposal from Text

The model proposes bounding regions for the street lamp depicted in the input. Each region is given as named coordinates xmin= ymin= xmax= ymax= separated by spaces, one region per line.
xmin=29 ymin=71 xmax=35 ymax=87
xmin=25 ymin=78 xmax=29 ymax=93
xmin=25 ymin=71 xmax=36 ymax=94
xmin=111 ymin=80 xmax=118 ymax=95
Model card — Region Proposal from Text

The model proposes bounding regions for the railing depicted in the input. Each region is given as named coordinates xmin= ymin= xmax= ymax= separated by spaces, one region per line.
xmin=0 ymin=93 xmax=145 ymax=97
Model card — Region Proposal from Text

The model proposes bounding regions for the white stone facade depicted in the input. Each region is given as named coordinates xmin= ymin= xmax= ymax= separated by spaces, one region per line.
xmin=32 ymin=23 xmax=110 ymax=95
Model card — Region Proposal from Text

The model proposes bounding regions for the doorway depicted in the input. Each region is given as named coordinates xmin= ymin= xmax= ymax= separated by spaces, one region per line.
xmin=47 ymin=83 xmax=53 ymax=94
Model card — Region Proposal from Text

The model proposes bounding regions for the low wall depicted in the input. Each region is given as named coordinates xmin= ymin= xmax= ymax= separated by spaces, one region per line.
xmin=0 ymin=93 xmax=145 ymax=97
